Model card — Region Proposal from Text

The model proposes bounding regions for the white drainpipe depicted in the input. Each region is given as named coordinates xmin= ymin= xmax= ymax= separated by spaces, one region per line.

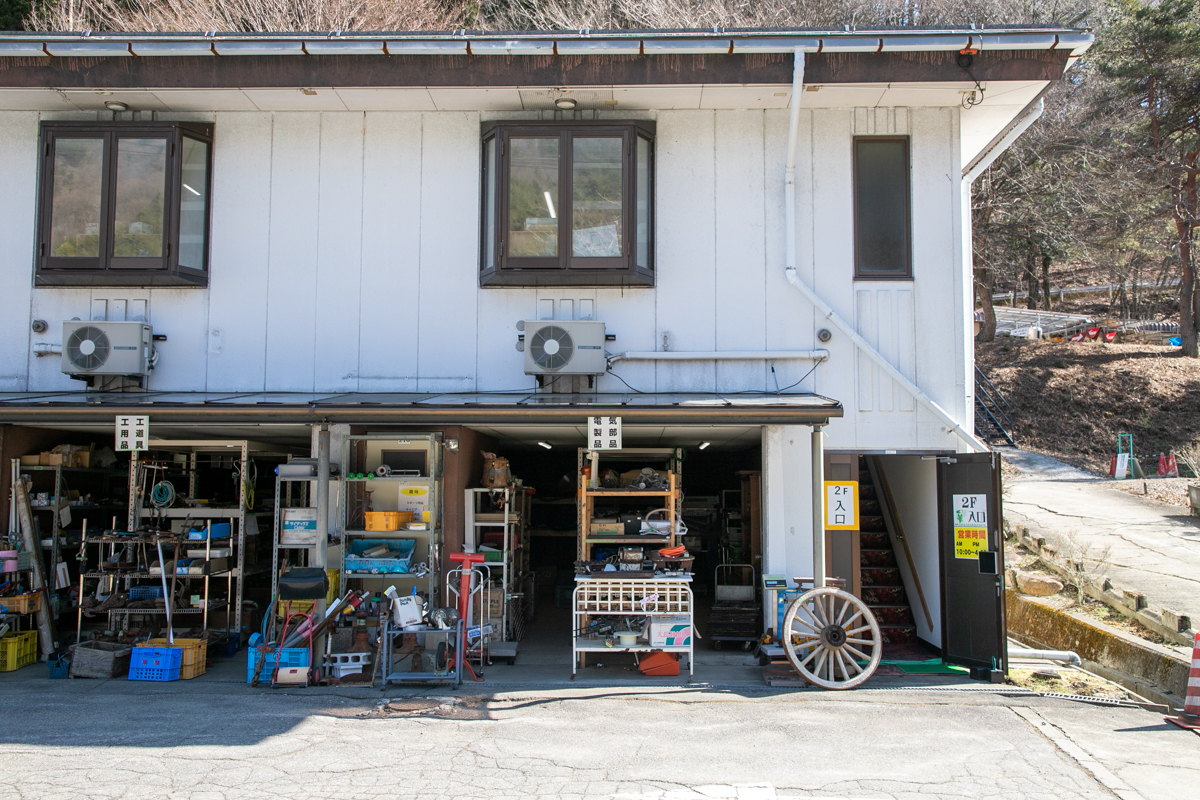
xmin=781 ymin=49 xmax=987 ymax=453
xmin=609 ymin=349 xmax=828 ymax=364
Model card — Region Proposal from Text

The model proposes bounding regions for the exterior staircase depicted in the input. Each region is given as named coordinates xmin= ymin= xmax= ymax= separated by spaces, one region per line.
xmin=857 ymin=458 xmax=917 ymax=646
xmin=974 ymin=365 xmax=1015 ymax=447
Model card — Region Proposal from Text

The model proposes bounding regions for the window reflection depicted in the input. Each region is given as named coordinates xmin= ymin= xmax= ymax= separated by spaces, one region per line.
xmin=508 ymin=138 xmax=559 ymax=257
xmin=572 ymin=137 xmax=622 ymax=257
xmin=113 ymin=138 xmax=167 ymax=258
xmin=50 ymin=138 xmax=104 ymax=258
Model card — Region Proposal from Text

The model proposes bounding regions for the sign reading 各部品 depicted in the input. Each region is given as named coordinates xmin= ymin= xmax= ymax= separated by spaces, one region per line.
xmin=824 ymin=481 xmax=859 ymax=529
xmin=115 ymin=415 xmax=149 ymax=452
xmin=952 ymin=493 xmax=988 ymax=559
xmin=589 ymin=416 xmax=622 ymax=451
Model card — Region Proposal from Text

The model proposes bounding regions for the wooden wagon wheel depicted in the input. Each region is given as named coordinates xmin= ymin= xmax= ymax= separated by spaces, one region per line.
xmin=782 ymin=587 xmax=882 ymax=690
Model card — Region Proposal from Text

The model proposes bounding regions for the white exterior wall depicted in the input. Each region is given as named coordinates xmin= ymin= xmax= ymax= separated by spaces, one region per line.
xmin=0 ymin=105 xmax=972 ymax=589
xmin=1 ymin=106 xmax=969 ymax=451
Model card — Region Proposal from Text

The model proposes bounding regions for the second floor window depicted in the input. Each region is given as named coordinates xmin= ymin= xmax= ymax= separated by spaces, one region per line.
xmin=854 ymin=137 xmax=912 ymax=279
xmin=36 ymin=121 xmax=213 ymax=287
xmin=480 ymin=121 xmax=655 ymax=287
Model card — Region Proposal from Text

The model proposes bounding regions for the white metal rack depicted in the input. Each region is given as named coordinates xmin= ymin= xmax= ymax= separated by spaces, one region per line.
xmin=571 ymin=576 xmax=694 ymax=677
xmin=463 ymin=486 xmax=528 ymax=644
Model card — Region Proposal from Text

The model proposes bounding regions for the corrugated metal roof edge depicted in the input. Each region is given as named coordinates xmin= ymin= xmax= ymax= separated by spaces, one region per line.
xmin=0 ymin=27 xmax=1095 ymax=57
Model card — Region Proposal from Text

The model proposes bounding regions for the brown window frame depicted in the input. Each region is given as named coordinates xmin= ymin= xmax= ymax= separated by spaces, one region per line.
xmin=853 ymin=136 xmax=913 ymax=280
xmin=35 ymin=121 xmax=214 ymax=287
xmin=480 ymin=120 xmax=655 ymax=287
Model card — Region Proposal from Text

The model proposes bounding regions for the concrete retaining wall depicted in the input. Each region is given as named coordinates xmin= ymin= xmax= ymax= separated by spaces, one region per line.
xmin=1006 ymin=590 xmax=1190 ymax=702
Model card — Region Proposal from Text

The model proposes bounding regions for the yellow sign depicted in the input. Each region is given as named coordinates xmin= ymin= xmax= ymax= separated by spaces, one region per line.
xmin=954 ymin=527 xmax=988 ymax=559
xmin=824 ymin=481 xmax=859 ymax=529
xmin=401 ymin=487 xmax=428 ymax=496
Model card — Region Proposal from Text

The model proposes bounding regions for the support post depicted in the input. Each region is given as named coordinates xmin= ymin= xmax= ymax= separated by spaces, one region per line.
xmin=811 ymin=425 xmax=825 ymax=589
xmin=314 ymin=425 xmax=330 ymax=663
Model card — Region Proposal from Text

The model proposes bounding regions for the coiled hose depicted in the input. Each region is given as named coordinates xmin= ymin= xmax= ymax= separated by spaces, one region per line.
xmin=150 ymin=480 xmax=176 ymax=509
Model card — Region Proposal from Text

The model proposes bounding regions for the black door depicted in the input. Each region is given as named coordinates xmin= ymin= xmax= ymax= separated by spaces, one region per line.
xmin=937 ymin=452 xmax=1006 ymax=674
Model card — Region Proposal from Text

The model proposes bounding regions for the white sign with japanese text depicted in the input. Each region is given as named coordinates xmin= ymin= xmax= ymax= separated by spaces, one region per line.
xmin=589 ymin=416 xmax=622 ymax=450
xmin=824 ymin=481 xmax=859 ymax=529
xmin=115 ymin=415 xmax=149 ymax=452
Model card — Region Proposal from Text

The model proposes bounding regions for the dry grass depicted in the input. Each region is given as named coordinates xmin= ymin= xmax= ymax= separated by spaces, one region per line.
xmin=977 ymin=339 xmax=1200 ymax=475
xmin=1006 ymin=666 xmax=1131 ymax=699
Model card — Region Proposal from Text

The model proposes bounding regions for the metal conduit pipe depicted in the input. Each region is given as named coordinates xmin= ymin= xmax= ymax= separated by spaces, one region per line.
xmin=780 ymin=48 xmax=987 ymax=453
xmin=608 ymin=349 xmax=829 ymax=363
xmin=1009 ymin=648 xmax=1082 ymax=667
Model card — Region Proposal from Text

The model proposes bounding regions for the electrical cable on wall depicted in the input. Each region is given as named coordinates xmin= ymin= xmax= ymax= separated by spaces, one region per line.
xmin=957 ymin=50 xmax=986 ymax=109
xmin=150 ymin=480 xmax=176 ymax=509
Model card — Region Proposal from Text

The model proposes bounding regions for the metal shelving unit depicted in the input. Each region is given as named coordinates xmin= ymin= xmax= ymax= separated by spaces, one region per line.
xmin=127 ymin=440 xmax=286 ymax=643
xmin=463 ymin=486 xmax=529 ymax=645
xmin=338 ymin=434 xmax=442 ymax=606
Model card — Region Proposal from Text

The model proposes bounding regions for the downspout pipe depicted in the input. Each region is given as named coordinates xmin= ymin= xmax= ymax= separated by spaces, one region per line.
xmin=781 ymin=49 xmax=987 ymax=453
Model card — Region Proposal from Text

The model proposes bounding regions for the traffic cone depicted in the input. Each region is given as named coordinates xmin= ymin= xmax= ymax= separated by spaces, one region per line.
xmin=1158 ymin=453 xmax=1168 ymax=477
xmin=1166 ymin=632 xmax=1200 ymax=732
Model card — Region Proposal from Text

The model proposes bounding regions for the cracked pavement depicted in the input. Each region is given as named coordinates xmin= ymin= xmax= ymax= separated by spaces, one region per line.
xmin=1001 ymin=449 xmax=1200 ymax=626
xmin=0 ymin=676 xmax=1195 ymax=800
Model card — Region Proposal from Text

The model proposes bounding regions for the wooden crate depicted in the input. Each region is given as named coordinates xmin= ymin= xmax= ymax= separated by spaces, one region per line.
xmin=70 ymin=641 xmax=134 ymax=679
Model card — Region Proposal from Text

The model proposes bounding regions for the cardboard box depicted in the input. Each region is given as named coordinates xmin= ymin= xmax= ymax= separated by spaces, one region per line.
xmin=650 ymin=615 xmax=692 ymax=647
xmin=590 ymin=521 xmax=624 ymax=536
xmin=18 ymin=455 xmax=39 ymax=467
xmin=281 ymin=507 xmax=318 ymax=545
xmin=39 ymin=453 xmax=64 ymax=467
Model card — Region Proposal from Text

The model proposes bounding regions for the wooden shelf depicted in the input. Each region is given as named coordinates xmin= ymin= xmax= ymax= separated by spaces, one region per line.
xmin=585 ymin=489 xmax=673 ymax=497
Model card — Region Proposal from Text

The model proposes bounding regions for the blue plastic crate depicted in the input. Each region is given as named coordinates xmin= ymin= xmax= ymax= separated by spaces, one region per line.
xmin=128 ymin=646 xmax=182 ymax=681
xmin=344 ymin=538 xmax=416 ymax=574
xmin=128 ymin=585 xmax=163 ymax=600
xmin=187 ymin=522 xmax=231 ymax=540
xmin=246 ymin=634 xmax=309 ymax=684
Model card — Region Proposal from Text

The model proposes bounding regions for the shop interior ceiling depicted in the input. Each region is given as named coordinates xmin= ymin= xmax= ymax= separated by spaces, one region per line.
xmin=466 ymin=424 xmax=762 ymax=451
xmin=9 ymin=422 xmax=763 ymax=450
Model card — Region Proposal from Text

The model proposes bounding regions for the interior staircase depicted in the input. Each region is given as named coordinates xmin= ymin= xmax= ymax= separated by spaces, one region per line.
xmin=856 ymin=456 xmax=917 ymax=648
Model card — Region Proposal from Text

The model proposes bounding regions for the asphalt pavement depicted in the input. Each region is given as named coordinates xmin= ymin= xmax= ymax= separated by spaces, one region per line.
xmin=1001 ymin=448 xmax=1200 ymax=628
xmin=0 ymin=671 xmax=1195 ymax=800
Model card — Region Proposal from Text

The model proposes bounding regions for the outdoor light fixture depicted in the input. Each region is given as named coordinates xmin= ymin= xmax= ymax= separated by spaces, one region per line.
xmin=554 ymin=97 xmax=577 ymax=110
xmin=104 ymin=101 xmax=129 ymax=112
xmin=699 ymin=442 xmax=711 ymax=450
xmin=537 ymin=441 xmax=553 ymax=450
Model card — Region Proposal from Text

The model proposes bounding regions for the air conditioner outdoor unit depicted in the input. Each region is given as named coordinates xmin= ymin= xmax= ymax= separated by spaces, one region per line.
xmin=521 ymin=320 xmax=607 ymax=375
xmin=61 ymin=321 xmax=153 ymax=380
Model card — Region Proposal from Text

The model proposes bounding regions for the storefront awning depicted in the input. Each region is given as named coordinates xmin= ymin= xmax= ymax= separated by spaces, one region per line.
xmin=0 ymin=391 xmax=841 ymax=427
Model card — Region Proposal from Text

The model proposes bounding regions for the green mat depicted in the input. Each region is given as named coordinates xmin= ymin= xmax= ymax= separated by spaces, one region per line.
xmin=882 ymin=659 xmax=969 ymax=675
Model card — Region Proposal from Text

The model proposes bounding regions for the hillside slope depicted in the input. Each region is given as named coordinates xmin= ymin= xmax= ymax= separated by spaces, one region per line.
xmin=976 ymin=340 xmax=1200 ymax=474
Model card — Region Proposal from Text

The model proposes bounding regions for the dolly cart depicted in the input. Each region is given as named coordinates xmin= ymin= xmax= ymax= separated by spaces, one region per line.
xmin=708 ymin=564 xmax=760 ymax=651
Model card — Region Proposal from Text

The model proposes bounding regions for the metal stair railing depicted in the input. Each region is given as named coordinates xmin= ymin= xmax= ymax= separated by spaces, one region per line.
xmin=974 ymin=366 xmax=1015 ymax=447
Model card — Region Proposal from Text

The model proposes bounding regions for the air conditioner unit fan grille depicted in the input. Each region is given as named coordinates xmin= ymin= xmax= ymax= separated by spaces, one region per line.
xmin=66 ymin=325 xmax=111 ymax=371
xmin=529 ymin=325 xmax=574 ymax=371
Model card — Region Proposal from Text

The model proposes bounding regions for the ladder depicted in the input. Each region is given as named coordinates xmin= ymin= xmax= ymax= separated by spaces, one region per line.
xmin=974 ymin=366 xmax=1015 ymax=447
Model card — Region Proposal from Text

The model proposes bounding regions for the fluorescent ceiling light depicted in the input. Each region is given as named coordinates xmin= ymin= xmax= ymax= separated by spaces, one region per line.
xmin=698 ymin=441 xmax=711 ymax=450
xmin=104 ymin=101 xmax=129 ymax=112
xmin=182 ymin=184 xmax=201 ymax=196
xmin=543 ymin=191 xmax=556 ymax=219
xmin=554 ymin=96 xmax=577 ymax=110
xmin=537 ymin=441 xmax=552 ymax=450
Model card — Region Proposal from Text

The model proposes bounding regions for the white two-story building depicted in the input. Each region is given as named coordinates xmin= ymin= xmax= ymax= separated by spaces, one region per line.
xmin=0 ymin=27 xmax=1090 ymax=683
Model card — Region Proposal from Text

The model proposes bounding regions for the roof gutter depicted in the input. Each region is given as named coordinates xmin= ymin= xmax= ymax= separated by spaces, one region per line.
xmin=779 ymin=48 xmax=987 ymax=453
xmin=0 ymin=401 xmax=841 ymax=427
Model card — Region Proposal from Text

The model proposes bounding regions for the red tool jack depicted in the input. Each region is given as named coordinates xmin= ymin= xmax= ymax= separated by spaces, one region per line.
xmin=449 ymin=551 xmax=486 ymax=682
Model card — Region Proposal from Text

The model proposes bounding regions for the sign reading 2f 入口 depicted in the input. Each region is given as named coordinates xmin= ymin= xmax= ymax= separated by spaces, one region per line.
xmin=824 ymin=481 xmax=859 ymax=529
xmin=952 ymin=493 xmax=988 ymax=559
xmin=115 ymin=415 xmax=149 ymax=452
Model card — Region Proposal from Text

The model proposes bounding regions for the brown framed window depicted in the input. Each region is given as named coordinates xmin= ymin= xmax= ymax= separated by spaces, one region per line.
xmin=854 ymin=137 xmax=912 ymax=279
xmin=36 ymin=121 xmax=213 ymax=287
xmin=480 ymin=121 xmax=654 ymax=287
